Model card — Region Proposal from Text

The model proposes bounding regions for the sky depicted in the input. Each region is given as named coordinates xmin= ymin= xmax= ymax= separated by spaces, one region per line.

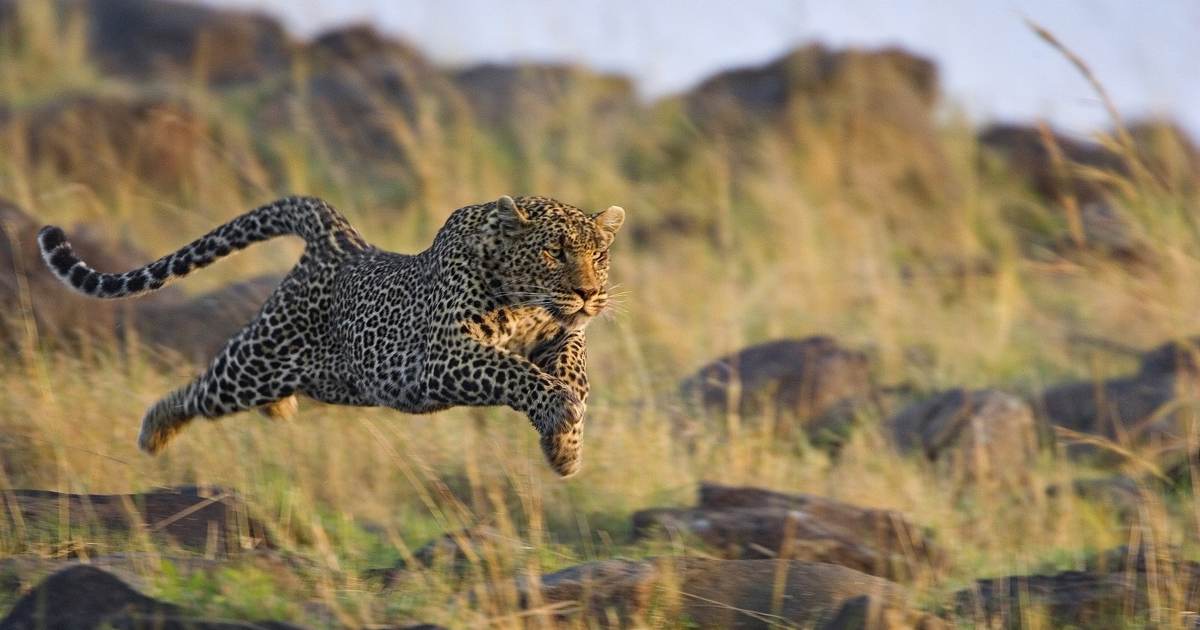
xmin=203 ymin=0 xmax=1200 ymax=139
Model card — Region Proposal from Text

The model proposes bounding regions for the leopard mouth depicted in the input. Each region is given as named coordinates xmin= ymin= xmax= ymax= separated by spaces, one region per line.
xmin=550 ymin=293 xmax=606 ymax=327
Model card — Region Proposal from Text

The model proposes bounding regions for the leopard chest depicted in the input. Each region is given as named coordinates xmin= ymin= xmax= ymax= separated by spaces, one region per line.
xmin=462 ymin=306 xmax=562 ymax=358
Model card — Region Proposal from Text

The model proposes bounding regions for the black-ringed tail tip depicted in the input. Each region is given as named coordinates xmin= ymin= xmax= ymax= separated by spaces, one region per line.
xmin=35 ymin=195 xmax=622 ymax=478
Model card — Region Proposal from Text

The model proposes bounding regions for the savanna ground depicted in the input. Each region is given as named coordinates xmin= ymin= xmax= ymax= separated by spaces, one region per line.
xmin=1 ymin=3 xmax=1200 ymax=628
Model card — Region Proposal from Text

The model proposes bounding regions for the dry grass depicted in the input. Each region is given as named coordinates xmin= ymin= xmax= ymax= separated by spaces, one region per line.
xmin=2 ymin=4 xmax=1200 ymax=628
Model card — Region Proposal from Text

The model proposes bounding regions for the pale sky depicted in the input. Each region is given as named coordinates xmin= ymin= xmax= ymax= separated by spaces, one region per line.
xmin=204 ymin=0 xmax=1200 ymax=139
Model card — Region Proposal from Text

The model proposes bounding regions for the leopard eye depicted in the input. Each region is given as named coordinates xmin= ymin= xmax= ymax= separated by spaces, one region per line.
xmin=593 ymin=250 xmax=606 ymax=261
xmin=544 ymin=246 xmax=565 ymax=262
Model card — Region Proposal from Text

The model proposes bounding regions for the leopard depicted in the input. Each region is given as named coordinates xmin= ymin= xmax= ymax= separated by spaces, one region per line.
xmin=37 ymin=195 xmax=624 ymax=477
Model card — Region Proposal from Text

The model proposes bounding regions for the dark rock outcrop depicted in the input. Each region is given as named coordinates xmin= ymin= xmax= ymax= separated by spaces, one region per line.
xmin=451 ymin=62 xmax=636 ymax=129
xmin=887 ymin=388 xmax=1037 ymax=487
xmin=130 ymin=274 xmax=282 ymax=364
xmin=0 ymin=199 xmax=182 ymax=352
xmin=958 ymin=545 xmax=1200 ymax=629
xmin=0 ymin=198 xmax=277 ymax=361
xmin=84 ymin=0 xmax=292 ymax=85
xmin=680 ymin=337 xmax=879 ymax=444
xmin=1039 ymin=337 xmax=1200 ymax=459
xmin=686 ymin=44 xmax=953 ymax=202
xmin=688 ymin=44 xmax=938 ymax=128
xmin=0 ymin=486 xmax=271 ymax=555
xmin=0 ymin=564 xmax=314 ymax=630
xmin=499 ymin=556 xmax=941 ymax=630
xmin=4 ymin=95 xmax=208 ymax=194
xmin=633 ymin=483 xmax=945 ymax=582
xmin=258 ymin=24 xmax=464 ymax=171
xmin=0 ymin=564 xmax=181 ymax=630
xmin=981 ymin=120 xmax=1200 ymax=207
xmin=979 ymin=124 xmax=1126 ymax=206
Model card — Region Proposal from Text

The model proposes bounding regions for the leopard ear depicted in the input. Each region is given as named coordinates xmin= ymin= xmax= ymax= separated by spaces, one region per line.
xmin=496 ymin=195 xmax=528 ymax=236
xmin=593 ymin=205 xmax=624 ymax=237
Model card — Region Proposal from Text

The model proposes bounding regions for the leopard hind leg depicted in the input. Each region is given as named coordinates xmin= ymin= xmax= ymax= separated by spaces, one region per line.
xmin=138 ymin=334 xmax=303 ymax=454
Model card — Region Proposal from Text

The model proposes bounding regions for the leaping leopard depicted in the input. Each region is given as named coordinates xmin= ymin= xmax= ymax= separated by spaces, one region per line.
xmin=37 ymin=195 xmax=624 ymax=477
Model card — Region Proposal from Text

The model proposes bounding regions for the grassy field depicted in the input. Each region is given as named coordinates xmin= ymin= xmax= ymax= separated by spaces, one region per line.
xmin=2 ymin=4 xmax=1200 ymax=628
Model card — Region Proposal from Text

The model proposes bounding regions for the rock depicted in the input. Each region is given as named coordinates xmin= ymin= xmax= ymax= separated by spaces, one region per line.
xmin=450 ymin=63 xmax=636 ymax=129
xmin=531 ymin=558 xmax=659 ymax=627
xmin=1076 ymin=202 xmax=1152 ymax=262
xmin=818 ymin=594 xmax=953 ymax=630
xmin=307 ymin=24 xmax=426 ymax=70
xmin=633 ymin=483 xmax=945 ymax=582
xmin=887 ymin=389 xmax=1037 ymax=488
xmin=979 ymin=124 xmax=1126 ymax=206
xmin=956 ymin=571 xmax=1141 ymax=630
xmin=1039 ymin=338 xmax=1200 ymax=460
xmin=959 ymin=546 xmax=1200 ymax=629
xmin=0 ymin=553 xmax=222 ymax=596
xmin=82 ymin=0 xmax=292 ymax=85
xmin=0 ymin=564 xmax=180 ymax=630
xmin=0 ymin=199 xmax=183 ymax=353
xmin=258 ymin=26 xmax=463 ymax=171
xmin=1127 ymin=119 xmax=1200 ymax=194
xmin=0 ymin=486 xmax=271 ymax=555
xmin=8 ymin=95 xmax=209 ymax=193
xmin=131 ymin=274 xmax=283 ymax=364
xmin=0 ymin=564 xmax=314 ymax=630
xmin=1138 ymin=337 xmax=1200 ymax=378
xmin=0 ymin=198 xmax=274 ymax=362
xmin=626 ymin=208 xmax=719 ymax=250
xmin=679 ymin=337 xmax=878 ymax=444
xmin=686 ymin=44 xmax=953 ymax=203
xmin=981 ymin=120 xmax=1200 ymax=207
xmin=506 ymin=556 xmax=918 ymax=630
xmin=688 ymin=44 xmax=938 ymax=128
xmin=1053 ymin=476 xmax=1146 ymax=521
xmin=410 ymin=525 xmax=511 ymax=568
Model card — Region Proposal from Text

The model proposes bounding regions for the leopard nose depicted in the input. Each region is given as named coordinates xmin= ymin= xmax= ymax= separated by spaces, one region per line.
xmin=574 ymin=287 xmax=599 ymax=301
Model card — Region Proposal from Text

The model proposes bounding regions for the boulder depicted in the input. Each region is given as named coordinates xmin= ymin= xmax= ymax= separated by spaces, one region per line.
xmin=633 ymin=483 xmax=945 ymax=582
xmin=686 ymin=44 xmax=952 ymax=203
xmin=688 ymin=44 xmax=938 ymax=128
xmin=257 ymin=25 xmax=463 ymax=171
xmin=0 ymin=564 xmax=180 ymax=630
xmin=955 ymin=571 xmax=1153 ymax=630
xmin=0 ymin=553 xmax=222 ymax=597
xmin=505 ymin=556 xmax=935 ymax=630
xmin=958 ymin=544 xmax=1200 ymax=629
xmin=818 ymin=594 xmax=954 ymax=630
xmin=409 ymin=525 xmax=509 ymax=566
xmin=0 ymin=486 xmax=271 ymax=555
xmin=979 ymin=124 xmax=1125 ymax=206
xmin=0 ymin=564 xmax=313 ymax=630
xmin=131 ymin=274 xmax=282 ymax=364
xmin=83 ymin=0 xmax=292 ymax=85
xmin=0 ymin=199 xmax=183 ymax=353
xmin=980 ymin=119 xmax=1200 ymax=207
xmin=886 ymin=389 xmax=1037 ymax=487
xmin=450 ymin=62 xmax=636 ymax=130
xmin=1038 ymin=338 xmax=1200 ymax=460
xmin=679 ymin=337 xmax=878 ymax=444
xmin=7 ymin=95 xmax=209 ymax=193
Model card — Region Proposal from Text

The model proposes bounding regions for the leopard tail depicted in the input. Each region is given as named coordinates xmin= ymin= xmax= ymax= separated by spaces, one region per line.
xmin=38 ymin=196 xmax=367 ymax=299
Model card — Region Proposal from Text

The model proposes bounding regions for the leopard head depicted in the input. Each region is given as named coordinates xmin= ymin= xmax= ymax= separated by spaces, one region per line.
xmin=490 ymin=195 xmax=624 ymax=330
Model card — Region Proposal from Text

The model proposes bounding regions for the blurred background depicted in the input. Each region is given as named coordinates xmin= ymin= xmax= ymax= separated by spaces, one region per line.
xmin=1 ymin=0 xmax=1200 ymax=628
xmin=204 ymin=0 xmax=1200 ymax=137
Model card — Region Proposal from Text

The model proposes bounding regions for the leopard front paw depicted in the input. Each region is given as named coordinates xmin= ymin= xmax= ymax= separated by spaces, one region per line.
xmin=532 ymin=386 xmax=585 ymax=477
